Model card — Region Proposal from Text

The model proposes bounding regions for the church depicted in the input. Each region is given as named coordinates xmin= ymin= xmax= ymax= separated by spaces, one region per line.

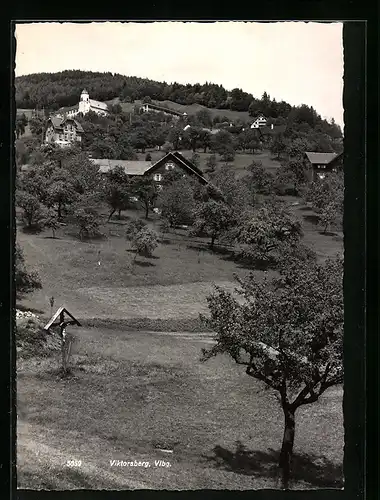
xmin=63 ymin=89 xmax=109 ymax=119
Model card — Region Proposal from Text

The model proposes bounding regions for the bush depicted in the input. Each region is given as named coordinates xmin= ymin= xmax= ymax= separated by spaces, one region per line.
xmin=15 ymin=244 xmax=42 ymax=298
xmin=130 ymin=227 xmax=159 ymax=260
xmin=145 ymin=153 xmax=152 ymax=161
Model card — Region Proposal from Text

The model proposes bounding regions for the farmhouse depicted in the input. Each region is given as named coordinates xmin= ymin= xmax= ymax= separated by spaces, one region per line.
xmin=89 ymin=151 xmax=208 ymax=186
xmin=250 ymin=115 xmax=267 ymax=129
xmin=141 ymin=102 xmax=187 ymax=119
xmin=305 ymin=151 xmax=343 ymax=181
xmin=44 ymin=116 xmax=84 ymax=147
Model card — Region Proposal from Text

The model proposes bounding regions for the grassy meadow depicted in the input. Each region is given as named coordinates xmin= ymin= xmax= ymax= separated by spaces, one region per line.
xmin=16 ymin=149 xmax=344 ymax=490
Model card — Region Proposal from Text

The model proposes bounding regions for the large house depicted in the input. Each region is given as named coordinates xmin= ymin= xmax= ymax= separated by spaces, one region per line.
xmin=140 ymin=102 xmax=187 ymax=120
xmin=44 ymin=116 xmax=84 ymax=147
xmin=304 ymin=152 xmax=343 ymax=181
xmin=89 ymin=151 xmax=208 ymax=187
xmin=56 ymin=89 xmax=109 ymax=119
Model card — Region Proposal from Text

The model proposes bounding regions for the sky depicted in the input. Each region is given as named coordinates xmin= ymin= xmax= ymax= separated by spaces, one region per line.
xmin=15 ymin=22 xmax=344 ymax=127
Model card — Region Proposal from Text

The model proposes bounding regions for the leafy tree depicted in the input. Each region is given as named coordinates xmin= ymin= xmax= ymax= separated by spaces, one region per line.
xmin=103 ymin=166 xmax=132 ymax=220
xmin=129 ymin=227 xmax=159 ymax=261
xmin=162 ymin=141 xmax=174 ymax=153
xmin=270 ymin=134 xmax=288 ymax=160
xmin=190 ymin=152 xmax=201 ymax=169
xmin=16 ymin=113 xmax=28 ymax=139
xmin=190 ymin=200 xmax=235 ymax=250
xmin=15 ymin=243 xmax=42 ymax=298
xmin=201 ymin=256 xmax=343 ymax=488
xmin=205 ymin=154 xmax=217 ymax=174
xmin=125 ymin=218 xmax=147 ymax=241
xmin=209 ymin=166 xmax=252 ymax=213
xmin=243 ymin=161 xmax=275 ymax=196
xmin=235 ymin=203 xmax=304 ymax=266
xmin=158 ymin=178 xmax=196 ymax=228
xmin=198 ymin=129 xmax=212 ymax=153
xmin=74 ymin=205 xmax=101 ymax=240
xmin=275 ymin=158 xmax=308 ymax=196
xmin=238 ymin=129 xmax=261 ymax=154
xmin=168 ymin=127 xmax=182 ymax=150
xmin=41 ymin=208 xmax=59 ymax=238
xmin=131 ymin=176 xmax=158 ymax=219
xmin=46 ymin=178 xmax=78 ymax=219
xmin=29 ymin=116 xmax=45 ymax=140
xmin=304 ymin=172 xmax=344 ymax=231
xmin=196 ymin=109 xmax=213 ymax=128
xmin=16 ymin=191 xmax=46 ymax=229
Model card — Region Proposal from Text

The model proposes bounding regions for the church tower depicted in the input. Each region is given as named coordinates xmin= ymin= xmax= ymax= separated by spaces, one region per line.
xmin=78 ymin=89 xmax=90 ymax=114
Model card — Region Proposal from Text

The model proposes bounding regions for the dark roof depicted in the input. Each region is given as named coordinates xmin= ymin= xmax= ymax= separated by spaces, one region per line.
xmin=89 ymin=159 xmax=151 ymax=175
xmin=305 ymin=152 xmax=339 ymax=165
xmin=172 ymin=152 xmax=205 ymax=176
xmin=142 ymin=102 xmax=185 ymax=117
xmin=147 ymin=152 xmax=208 ymax=184
xmin=47 ymin=116 xmax=84 ymax=133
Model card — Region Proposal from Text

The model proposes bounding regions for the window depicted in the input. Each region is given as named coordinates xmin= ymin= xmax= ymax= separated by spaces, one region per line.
xmin=154 ymin=173 xmax=162 ymax=182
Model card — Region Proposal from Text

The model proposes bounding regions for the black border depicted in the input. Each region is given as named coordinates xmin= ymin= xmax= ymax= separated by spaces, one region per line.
xmin=1 ymin=7 xmax=376 ymax=500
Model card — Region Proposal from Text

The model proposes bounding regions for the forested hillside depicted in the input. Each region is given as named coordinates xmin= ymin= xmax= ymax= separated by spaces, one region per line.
xmin=15 ymin=70 xmax=342 ymax=137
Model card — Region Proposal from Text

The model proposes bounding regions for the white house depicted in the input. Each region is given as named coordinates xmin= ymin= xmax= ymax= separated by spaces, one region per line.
xmin=250 ymin=115 xmax=267 ymax=129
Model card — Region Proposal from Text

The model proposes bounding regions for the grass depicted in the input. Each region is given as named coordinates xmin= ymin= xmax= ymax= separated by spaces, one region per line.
xmin=17 ymin=326 xmax=344 ymax=490
xmin=135 ymin=149 xmax=282 ymax=180
xmin=16 ymin=188 xmax=343 ymax=490
xmin=106 ymin=97 xmax=252 ymax=123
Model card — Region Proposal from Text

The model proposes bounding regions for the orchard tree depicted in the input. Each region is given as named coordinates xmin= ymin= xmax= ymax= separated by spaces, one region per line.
xmin=16 ymin=113 xmax=28 ymax=139
xmin=205 ymin=154 xmax=217 ymax=173
xmin=235 ymin=203 xmax=304 ymax=266
xmin=190 ymin=199 xmax=235 ymax=250
xmin=131 ymin=176 xmax=158 ymax=219
xmin=104 ymin=166 xmax=132 ymax=220
xmin=168 ymin=127 xmax=182 ymax=150
xmin=158 ymin=177 xmax=195 ymax=228
xmin=129 ymin=227 xmax=159 ymax=262
xmin=42 ymin=208 xmax=59 ymax=238
xmin=74 ymin=206 xmax=101 ymax=241
xmin=15 ymin=243 xmax=42 ymax=298
xmin=243 ymin=161 xmax=275 ymax=196
xmin=270 ymin=134 xmax=288 ymax=160
xmin=201 ymin=256 xmax=344 ymax=488
xmin=16 ymin=191 xmax=47 ymax=229
xmin=125 ymin=218 xmax=147 ymax=241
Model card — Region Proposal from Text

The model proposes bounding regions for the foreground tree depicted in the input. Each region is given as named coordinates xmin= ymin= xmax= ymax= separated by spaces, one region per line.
xmin=74 ymin=206 xmax=101 ymax=240
xmin=201 ymin=256 xmax=344 ymax=488
xmin=15 ymin=243 xmax=42 ymax=298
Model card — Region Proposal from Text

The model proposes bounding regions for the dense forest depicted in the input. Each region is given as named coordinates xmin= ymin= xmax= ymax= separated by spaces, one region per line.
xmin=15 ymin=70 xmax=342 ymax=137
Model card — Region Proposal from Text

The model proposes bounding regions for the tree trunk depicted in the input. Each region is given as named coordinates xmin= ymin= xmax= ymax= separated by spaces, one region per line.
xmin=279 ymin=406 xmax=296 ymax=489
xmin=210 ymin=235 xmax=215 ymax=250
xmin=52 ymin=228 xmax=55 ymax=238
xmin=108 ymin=208 xmax=115 ymax=221
xmin=145 ymin=203 xmax=149 ymax=219
xmin=118 ymin=208 xmax=122 ymax=219
xmin=57 ymin=202 xmax=62 ymax=220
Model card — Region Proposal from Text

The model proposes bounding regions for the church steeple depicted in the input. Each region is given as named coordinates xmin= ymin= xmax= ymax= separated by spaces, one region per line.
xmin=80 ymin=89 xmax=89 ymax=102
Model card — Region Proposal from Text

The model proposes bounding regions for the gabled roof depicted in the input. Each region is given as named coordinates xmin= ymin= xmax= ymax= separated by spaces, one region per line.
xmin=305 ymin=152 xmax=339 ymax=165
xmin=89 ymin=99 xmax=108 ymax=111
xmin=147 ymin=152 xmax=208 ymax=184
xmin=47 ymin=116 xmax=84 ymax=133
xmin=89 ymin=159 xmax=151 ymax=175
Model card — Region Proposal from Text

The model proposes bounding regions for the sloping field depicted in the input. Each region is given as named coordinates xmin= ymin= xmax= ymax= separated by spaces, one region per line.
xmin=17 ymin=327 xmax=344 ymax=490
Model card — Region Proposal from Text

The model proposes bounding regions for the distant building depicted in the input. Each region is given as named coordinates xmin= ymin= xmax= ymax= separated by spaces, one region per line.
xmin=250 ymin=115 xmax=267 ymax=129
xmin=55 ymin=89 xmax=109 ymax=119
xmin=89 ymin=151 xmax=208 ymax=187
xmin=44 ymin=116 xmax=84 ymax=148
xmin=141 ymin=102 xmax=187 ymax=120
xmin=304 ymin=152 xmax=343 ymax=181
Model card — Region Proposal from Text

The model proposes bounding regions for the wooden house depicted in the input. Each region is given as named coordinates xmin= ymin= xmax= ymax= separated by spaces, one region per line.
xmin=304 ymin=152 xmax=343 ymax=182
